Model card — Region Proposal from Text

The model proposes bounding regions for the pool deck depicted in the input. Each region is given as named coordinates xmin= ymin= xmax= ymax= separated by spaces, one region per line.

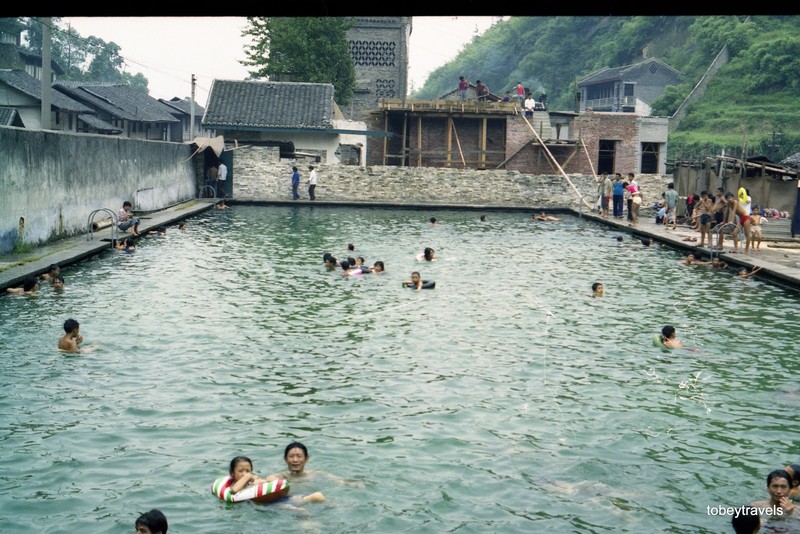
xmin=2 ymin=198 xmax=800 ymax=292
xmin=0 ymin=199 xmax=216 ymax=292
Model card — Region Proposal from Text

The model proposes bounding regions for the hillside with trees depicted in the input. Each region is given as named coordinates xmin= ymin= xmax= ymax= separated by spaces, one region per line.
xmin=414 ymin=16 xmax=800 ymax=164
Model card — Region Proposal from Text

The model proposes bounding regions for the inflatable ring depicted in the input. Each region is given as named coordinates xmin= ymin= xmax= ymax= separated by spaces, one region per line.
xmin=653 ymin=334 xmax=664 ymax=348
xmin=212 ymin=476 xmax=290 ymax=504
xmin=404 ymin=280 xmax=435 ymax=289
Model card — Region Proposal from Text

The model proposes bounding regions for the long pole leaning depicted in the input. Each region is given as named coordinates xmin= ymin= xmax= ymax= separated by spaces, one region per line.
xmin=521 ymin=114 xmax=594 ymax=210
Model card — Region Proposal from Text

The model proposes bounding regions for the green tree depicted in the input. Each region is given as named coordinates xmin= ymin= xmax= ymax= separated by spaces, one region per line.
xmin=242 ymin=17 xmax=355 ymax=107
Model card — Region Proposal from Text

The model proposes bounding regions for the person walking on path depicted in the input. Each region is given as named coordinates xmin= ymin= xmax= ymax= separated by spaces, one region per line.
xmin=291 ymin=166 xmax=300 ymax=200
xmin=308 ymin=165 xmax=318 ymax=201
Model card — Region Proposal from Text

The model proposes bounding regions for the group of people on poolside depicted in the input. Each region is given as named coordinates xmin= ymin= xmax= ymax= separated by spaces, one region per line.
xmin=680 ymin=186 xmax=767 ymax=256
xmin=731 ymin=464 xmax=800 ymax=533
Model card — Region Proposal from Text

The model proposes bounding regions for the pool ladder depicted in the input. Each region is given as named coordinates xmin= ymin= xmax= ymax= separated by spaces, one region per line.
xmin=87 ymin=208 xmax=118 ymax=247
xmin=199 ymin=185 xmax=217 ymax=198
xmin=710 ymin=222 xmax=745 ymax=259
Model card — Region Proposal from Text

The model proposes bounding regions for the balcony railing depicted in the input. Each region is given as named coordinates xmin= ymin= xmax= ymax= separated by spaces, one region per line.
xmin=582 ymin=96 xmax=635 ymax=110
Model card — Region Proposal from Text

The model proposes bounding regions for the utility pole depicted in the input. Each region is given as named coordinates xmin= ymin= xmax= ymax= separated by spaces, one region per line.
xmin=40 ymin=17 xmax=52 ymax=130
xmin=190 ymin=74 xmax=196 ymax=141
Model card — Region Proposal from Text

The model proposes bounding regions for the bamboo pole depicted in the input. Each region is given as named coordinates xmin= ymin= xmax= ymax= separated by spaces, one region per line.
xmin=521 ymin=114 xmax=593 ymax=209
xmin=451 ymin=120 xmax=467 ymax=168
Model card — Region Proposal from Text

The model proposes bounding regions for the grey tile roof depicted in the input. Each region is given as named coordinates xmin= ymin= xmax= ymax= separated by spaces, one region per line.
xmin=203 ymin=80 xmax=334 ymax=130
xmin=0 ymin=106 xmax=22 ymax=126
xmin=54 ymin=81 xmax=179 ymax=123
xmin=577 ymin=58 xmax=681 ymax=86
xmin=159 ymin=97 xmax=204 ymax=117
xmin=0 ymin=69 xmax=93 ymax=112
xmin=77 ymin=113 xmax=123 ymax=134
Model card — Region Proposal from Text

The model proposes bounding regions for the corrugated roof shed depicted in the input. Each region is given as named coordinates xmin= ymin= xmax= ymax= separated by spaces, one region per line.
xmin=203 ymin=80 xmax=334 ymax=130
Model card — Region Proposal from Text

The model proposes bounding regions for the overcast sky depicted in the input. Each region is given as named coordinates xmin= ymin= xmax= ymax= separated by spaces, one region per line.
xmin=59 ymin=16 xmax=501 ymax=106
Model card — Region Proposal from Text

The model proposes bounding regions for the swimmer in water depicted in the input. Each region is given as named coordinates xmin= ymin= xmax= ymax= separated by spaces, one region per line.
xmin=58 ymin=318 xmax=83 ymax=353
xmin=591 ymin=282 xmax=604 ymax=298
xmin=6 ymin=277 xmax=39 ymax=295
xmin=417 ymin=247 xmax=436 ymax=262
xmin=658 ymin=325 xmax=684 ymax=349
xmin=402 ymin=271 xmax=423 ymax=291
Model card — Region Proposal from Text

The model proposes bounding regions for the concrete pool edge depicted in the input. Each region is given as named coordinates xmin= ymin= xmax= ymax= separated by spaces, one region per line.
xmin=2 ymin=198 xmax=799 ymax=293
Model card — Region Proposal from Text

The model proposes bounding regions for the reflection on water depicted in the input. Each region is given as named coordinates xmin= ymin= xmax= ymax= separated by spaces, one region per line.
xmin=1 ymin=206 xmax=798 ymax=533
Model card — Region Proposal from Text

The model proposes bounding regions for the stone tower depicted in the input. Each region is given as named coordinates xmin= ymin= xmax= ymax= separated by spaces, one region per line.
xmin=346 ymin=17 xmax=411 ymax=120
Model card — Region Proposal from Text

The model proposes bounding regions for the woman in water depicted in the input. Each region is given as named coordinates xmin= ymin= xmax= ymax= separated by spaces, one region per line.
xmin=266 ymin=441 xmax=363 ymax=489
xmin=417 ymin=247 xmax=436 ymax=262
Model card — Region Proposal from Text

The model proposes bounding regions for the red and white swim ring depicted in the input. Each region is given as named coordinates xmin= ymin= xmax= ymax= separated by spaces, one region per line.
xmin=211 ymin=476 xmax=290 ymax=504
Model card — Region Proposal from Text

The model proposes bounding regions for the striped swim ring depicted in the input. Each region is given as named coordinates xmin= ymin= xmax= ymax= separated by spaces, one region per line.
xmin=212 ymin=476 xmax=290 ymax=504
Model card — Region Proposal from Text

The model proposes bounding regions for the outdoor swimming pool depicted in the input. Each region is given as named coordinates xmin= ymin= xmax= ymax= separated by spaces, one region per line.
xmin=1 ymin=205 xmax=798 ymax=533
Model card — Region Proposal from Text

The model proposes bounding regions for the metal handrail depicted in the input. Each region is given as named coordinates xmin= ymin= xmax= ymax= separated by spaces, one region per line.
xmin=87 ymin=208 xmax=118 ymax=246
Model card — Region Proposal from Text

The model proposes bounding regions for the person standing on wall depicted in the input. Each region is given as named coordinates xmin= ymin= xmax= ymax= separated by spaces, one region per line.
xmin=475 ymin=80 xmax=489 ymax=101
xmin=217 ymin=161 xmax=228 ymax=198
xmin=458 ymin=76 xmax=469 ymax=101
xmin=291 ymin=166 xmax=300 ymax=200
xmin=308 ymin=165 xmax=318 ymax=201
xmin=515 ymin=82 xmax=525 ymax=105
xmin=524 ymin=94 xmax=536 ymax=117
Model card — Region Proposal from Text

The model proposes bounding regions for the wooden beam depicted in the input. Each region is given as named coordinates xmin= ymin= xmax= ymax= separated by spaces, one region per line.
xmin=417 ymin=115 xmax=422 ymax=167
xmin=451 ymin=119 xmax=467 ymax=168
xmin=522 ymin=114 xmax=593 ymax=209
xmin=480 ymin=117 xmax=487 ymax=169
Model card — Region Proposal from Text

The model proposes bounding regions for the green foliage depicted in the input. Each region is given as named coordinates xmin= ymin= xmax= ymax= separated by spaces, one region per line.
xmin=415 ymin=15 xmax=800 ymax=163
xmin=242 ymin=17 xmax=356 ymax=107
xmin=8 ymin=18 xmax=150 ymax=93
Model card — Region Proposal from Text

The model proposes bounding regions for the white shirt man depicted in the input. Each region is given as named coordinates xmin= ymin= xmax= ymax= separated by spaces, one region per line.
xmin=524 ymin=96 xmax=536 ymax=115
xmin=218 ymin=163 xmax=227 ymax=182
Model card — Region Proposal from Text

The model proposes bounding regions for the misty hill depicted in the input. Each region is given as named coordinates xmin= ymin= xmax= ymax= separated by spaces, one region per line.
xmin=413 ymin=16 xmax=800 ymax=163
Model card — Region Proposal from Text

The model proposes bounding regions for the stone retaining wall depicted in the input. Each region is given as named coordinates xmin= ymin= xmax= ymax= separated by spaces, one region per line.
xmin=231 ymin=145 xmax=672 ymax=209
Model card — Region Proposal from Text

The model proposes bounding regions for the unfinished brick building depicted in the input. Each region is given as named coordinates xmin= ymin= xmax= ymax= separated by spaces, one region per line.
xmin=366 ymin=100 xmax=669 ymax=176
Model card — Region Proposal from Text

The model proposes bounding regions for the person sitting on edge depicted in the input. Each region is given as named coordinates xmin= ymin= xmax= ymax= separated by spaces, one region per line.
xmin=117 ymin=201 xmax=140 ymax=235
xmin=6 ymin=277 xmax=40 ymax=295
xmin=58 ymin=318 xmax=83 ymax=353
xmin=402 ymin=271 xmax=424 ymax=291
xmin=591 ymin=282 xmax=604 ymax=298
xmin=135 ymin=509 xmax=168 ymax=534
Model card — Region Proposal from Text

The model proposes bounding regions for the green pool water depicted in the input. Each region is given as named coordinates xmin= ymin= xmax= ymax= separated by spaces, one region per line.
xmin=1 ymin=205 xmax=798 ymax=533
